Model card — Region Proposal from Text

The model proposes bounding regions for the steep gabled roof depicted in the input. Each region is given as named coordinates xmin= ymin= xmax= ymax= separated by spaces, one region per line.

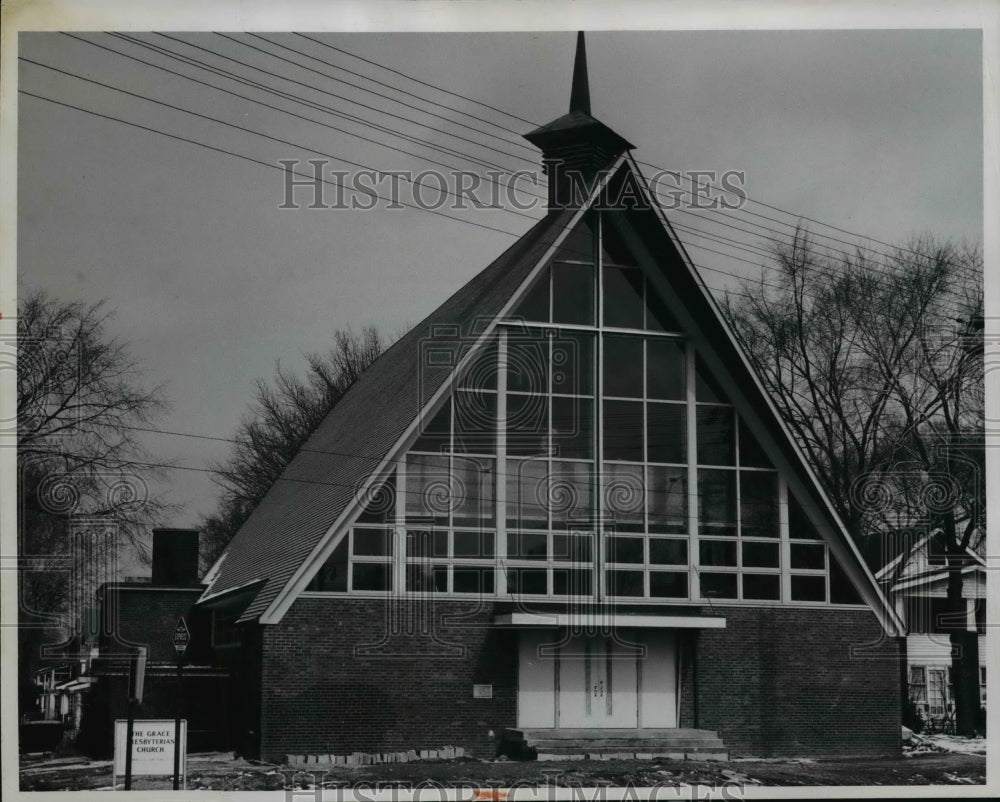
xmin=199 ymin=209 xmax=578 ymax=620
xmin=876 ymin=530 xmax=986 ymax=593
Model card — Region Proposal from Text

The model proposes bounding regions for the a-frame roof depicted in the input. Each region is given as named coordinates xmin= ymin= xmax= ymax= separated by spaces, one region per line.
xmin=199 ymin=157 xmax=903 ymax=635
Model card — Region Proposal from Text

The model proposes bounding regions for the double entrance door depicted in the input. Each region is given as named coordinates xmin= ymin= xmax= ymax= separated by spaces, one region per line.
xmin=517 ymin=629 xmax=677 ymax=729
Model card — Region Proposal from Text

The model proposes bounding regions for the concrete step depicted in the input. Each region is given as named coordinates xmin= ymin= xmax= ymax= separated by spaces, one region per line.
xmin=500 ymin=728 xmax=728 ymax=762
xmin=530 ymin=739 xmax=726 ymax=750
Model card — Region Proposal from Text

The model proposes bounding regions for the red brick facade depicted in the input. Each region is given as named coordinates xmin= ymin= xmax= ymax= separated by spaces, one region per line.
xmin=253 ymin=597 xmax=899 ymax=761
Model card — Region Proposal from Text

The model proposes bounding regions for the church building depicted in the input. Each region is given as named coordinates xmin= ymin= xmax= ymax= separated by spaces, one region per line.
xmin=197 ymin=34 xmax=904 ymax=761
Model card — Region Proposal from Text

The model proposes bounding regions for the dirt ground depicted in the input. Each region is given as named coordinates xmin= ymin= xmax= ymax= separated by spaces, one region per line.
xmin=19 ymin=749 xmax=986 ymax=791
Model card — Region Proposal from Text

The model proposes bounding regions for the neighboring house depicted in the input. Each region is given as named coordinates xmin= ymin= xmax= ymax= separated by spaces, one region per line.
xmin=195 ymin=33 xmax=905 ymax=761
xmin=877 ymin=530 xmax=986 ymax=729
xmin=72 ymin=529 xmax=233 ymax=757
xmin=33 ymin=656 xmax=95 ymax=734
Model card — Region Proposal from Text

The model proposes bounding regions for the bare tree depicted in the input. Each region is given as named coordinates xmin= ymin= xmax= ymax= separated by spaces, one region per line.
xmin=17 ymin=288 xmax=168 ymax=710
xmin=724 ymin=229 xmax=984 ymax=734
xmin=201 ymin=327 xmax=387 ymax=569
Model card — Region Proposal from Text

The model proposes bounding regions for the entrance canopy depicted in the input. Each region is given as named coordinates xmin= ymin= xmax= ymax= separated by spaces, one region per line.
xmin=493 ymin=613 xmax=726 ymax=629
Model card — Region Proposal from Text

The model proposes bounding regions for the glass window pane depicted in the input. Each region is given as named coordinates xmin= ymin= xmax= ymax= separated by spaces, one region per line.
xmin=603 ymin=463 xmax=645 ymax=532
xmin=647 ymin=403 xmax=686 ymax=464
xmin=647 ymin=466 xmax=687 ymax=534
xmin=553 ymin=568 xmax=593 ymax=596
xmin=738 ymin=416 xmax=770 ymax=468
xmin=698 ymin=469 xmax=737 ymax=536
xmin=700 ymin=539 xmax=737 ymax=567
xmin=742 ymin=574 xmax=781 ymax=600
xmin=406 ymin=529 xmax=449 ymax=558
xmin=550 ymin=460 xmax=594 ymax=530
xmin=603 ymin=400 xmax=644 ymax=461
xmin=552 ymin=331 xmax=595 ymax=396
xmin=508 ymin=567 xmax=548 ymax=595
xmin=352 ymin=528 xmax=393 ymax=557
xmin=603 ymin=334 xmax=644 ymax=398
xmin=453 ymin=567 xmax=495 ymax=594
xmin=513 ymin=268 xmax=549 ymax=322
xmin=411 ymin=399 xmax=450 ymax=453
xmin=695 ymin=356 xmax=729 ymax=403
xmin=830 ymin=552 xmax=863 ymax=604
xmin=607 ymin=536 xmax=644 ymax=564
xmin=552 ymin=263 xmax=595 ymax=325
xmin=506 ymin=459 xmax=549 ymax=529
xmin=700 ymin=572 xmax=738 ymax=599
xmin=647 ymin=339 xmax=686 ymax=401
xmin=740 ymin=471 xmax=778 ymax=538
xmin=650 ymin=571 xmax=687 ymax=598
xmin=607 ymin=569 xmax=644 ymax=597
xmin=697 ymin=406 xmax=735 ymax=465
xmin=603 ymin=266 xmax=644 ymax=329
xmin=459 ymin=337 xmax=498 ymax=391
xmin=555 ymin=218 xmax=595 ymax=262
xmin=353 ymin=563 xmax=391 ymax=592
xmin=551 ymin=396 xmax=594 ymax=460
xmin=506 ymin=334 xmax=548 ymax=394
xmin=649 ymin=538 xmax=687 ymax=565
xmin=552 ymin=533 xmax=593 ymax=563
xmin=357 ymin=474 xmax=396 ymax=523
xmin=307 ymin=538 xmax=348 ymax=592
xmin=405 ymin=454 xmax=451 ymax=524
xmin=601 ymin=217 xmax=637 ymax=266
xmin=510 ymin=532 xmax=548 ymax=560
xmin=742 ymin=541 xmax=779 ymax=568
xmin=454 ymin=391 xmax=496 ymax=453
xmin=791 ymin=543 xmax=826 ymax=570
xmin=791 ymin=574 xmax=826 ymax=602
xmin=452 ymin=456 xmax=496 ymax=527
xmin=405 ymin=563 xmax=447 ymax=593
xmin=506 ymin=394 xmax=548 ymax=456
xmin=645 ymin=279 xmax=681 ymax=332
xmin=454 ymin=530 xmax=495 ymax=558
xmin=788 ymin=493 xmax=823 ymax=540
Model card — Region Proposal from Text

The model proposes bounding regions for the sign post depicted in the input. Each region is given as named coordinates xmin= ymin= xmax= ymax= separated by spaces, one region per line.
xmin=123 ymin=647 xmax=146 ymax=790
xmin=172 ymin=617 xmax=190 ymax=791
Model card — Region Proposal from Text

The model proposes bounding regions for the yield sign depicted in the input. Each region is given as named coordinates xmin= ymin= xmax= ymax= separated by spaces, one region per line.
xmin=172 ymin=617 xmax=191 ymax=657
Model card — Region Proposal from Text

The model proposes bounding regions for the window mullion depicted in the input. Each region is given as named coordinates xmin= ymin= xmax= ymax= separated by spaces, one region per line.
xmin=779 ymin=475 xmax=790 ymax=602
xmin=686 ymin=344 xmax=699 ymax=600
xmin=497 ymin=329 xmax=508 ymax=597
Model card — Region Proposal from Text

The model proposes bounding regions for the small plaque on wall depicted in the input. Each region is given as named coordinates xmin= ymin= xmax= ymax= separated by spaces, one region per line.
xmin=473 ymin=684 xmax=493 ymax=699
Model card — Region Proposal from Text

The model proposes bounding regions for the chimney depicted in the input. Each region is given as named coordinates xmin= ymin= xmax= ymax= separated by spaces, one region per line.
xmin=151 ymin=528 xmax=200 ymax=586
xmin=523 ymin=32 xmax=634 ymax=210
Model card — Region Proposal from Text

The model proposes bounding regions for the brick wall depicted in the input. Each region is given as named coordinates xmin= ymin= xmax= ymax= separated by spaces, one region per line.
xmin=258 ymin=599 xmax=899 ymax=761
xmin=693 ymin=606 xmax=900 ymax=757
xmin=99 ymin=587 xmax=209 ymax=664
xmin=259 ymin=597 xmax=516 ymax=761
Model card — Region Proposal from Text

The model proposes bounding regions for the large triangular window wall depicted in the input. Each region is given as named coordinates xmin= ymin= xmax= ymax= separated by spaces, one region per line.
xmin=307 ymin=211 xmax=864 ymax=606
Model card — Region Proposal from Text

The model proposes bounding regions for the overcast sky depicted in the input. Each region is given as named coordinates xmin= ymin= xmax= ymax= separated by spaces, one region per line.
xmin=14 ymin=21 xmax=986 ymax=536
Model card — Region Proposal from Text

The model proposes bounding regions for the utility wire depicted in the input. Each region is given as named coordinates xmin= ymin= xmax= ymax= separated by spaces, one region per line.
xmin=70 ymin=33 xmax=981 ymax=294
xmin=298 ymin=34 xmax=981 ymax=268
xmin=23 ymin=48 xmax=979 ymax=314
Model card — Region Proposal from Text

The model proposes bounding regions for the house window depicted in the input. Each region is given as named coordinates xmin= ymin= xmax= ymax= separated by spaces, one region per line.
xmin=927 ymin=668 xmax=950 ymax=718
xmin=909 ymin=666 xmax=927 ymax=709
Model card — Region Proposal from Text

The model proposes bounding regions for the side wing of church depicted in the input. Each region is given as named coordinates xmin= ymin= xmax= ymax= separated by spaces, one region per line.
xmin=197 ymin=34 xmax=904 ymax=761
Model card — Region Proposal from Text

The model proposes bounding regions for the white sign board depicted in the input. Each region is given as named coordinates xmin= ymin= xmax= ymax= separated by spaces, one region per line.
xmin=113 ymin=719 xmax=187 ymax=783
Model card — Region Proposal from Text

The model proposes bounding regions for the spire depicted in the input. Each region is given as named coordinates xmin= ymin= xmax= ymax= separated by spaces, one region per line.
xmin=523 ymin=32 xmax=634 ymax=209
xmin=569 ymin=31 xmax=591 ymax=115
